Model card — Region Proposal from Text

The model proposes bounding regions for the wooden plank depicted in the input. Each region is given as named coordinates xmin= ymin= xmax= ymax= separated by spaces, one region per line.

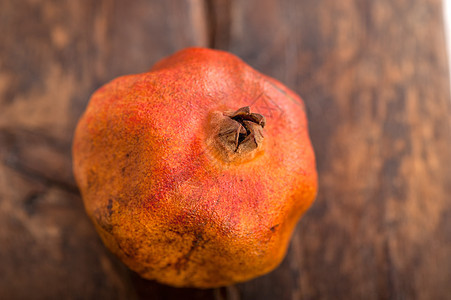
xmin=0 ymin=1 xmax=210 ymax=299
xmin=218 ymin=0 xmax=451 ymax=299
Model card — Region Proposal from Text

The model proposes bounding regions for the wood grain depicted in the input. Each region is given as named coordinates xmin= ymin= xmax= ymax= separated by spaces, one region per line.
xmin=1 ymin=0 xmax=450 ymax=299
xmin=222 ymin=1 xmax=451 ymax=299
xmin=0 ymin=1 xmax=208 ymax=299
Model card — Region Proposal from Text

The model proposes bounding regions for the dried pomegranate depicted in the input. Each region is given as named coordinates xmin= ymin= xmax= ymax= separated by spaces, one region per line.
xmin=72 ymin=48 xmax=317 ymax=288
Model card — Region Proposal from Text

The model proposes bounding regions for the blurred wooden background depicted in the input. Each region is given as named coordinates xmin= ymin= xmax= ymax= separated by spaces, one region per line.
xmin=1 ymin=0 xmax=451 ymax=299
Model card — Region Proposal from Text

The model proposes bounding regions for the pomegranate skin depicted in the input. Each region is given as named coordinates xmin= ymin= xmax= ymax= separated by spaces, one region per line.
xmin=72 ymin=48 xmax=317 ymax=288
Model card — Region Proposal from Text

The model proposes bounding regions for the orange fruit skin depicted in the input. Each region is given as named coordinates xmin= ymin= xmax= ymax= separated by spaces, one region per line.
xmin=72 ymin=48 xmax=317 ymax=288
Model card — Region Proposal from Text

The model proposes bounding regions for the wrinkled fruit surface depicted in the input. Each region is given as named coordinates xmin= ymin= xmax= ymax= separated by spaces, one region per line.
xmin=72 ymin=48 xmax=317 ymax=288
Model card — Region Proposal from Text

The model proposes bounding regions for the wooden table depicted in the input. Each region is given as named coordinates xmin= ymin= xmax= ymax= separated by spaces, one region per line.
xmin=1 ymin=1 xmax=450 ymax=299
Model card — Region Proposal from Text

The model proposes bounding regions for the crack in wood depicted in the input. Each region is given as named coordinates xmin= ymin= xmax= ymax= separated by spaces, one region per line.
xmin=204 ymin=0 xmax=232 ymax=49
xmin=3 ymin=160 xmax=79 ymax=195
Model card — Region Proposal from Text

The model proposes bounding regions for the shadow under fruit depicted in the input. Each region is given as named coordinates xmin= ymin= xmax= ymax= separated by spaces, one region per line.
xmin=72 ymin=48 xmax=318 ymax=288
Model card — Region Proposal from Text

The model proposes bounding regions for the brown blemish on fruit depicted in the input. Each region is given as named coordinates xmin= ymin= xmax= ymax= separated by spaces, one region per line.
xmin=174 ymin=232 xmax=206 ymax=272
xmin=107 ymin=199 xmax=113 ymax=213
xmin=270 ymin=224 xmax=279 ymax=232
